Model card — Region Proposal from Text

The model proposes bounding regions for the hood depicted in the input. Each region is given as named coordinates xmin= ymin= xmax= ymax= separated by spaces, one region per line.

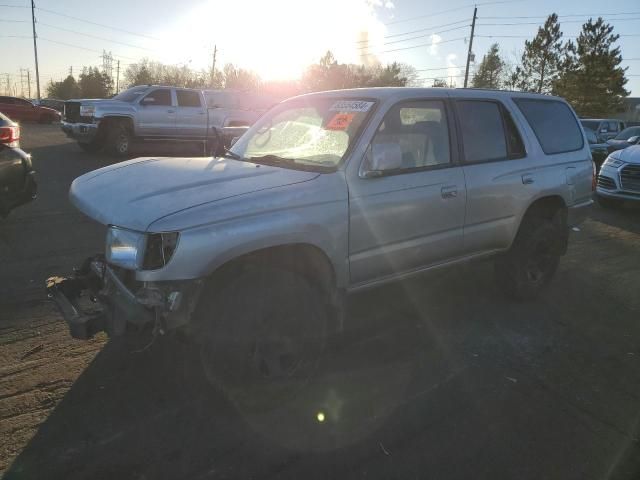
xmin=69 ymin=157 xmax=319 ymax=231
xmin=606 ymin=139 xmax=632 ymax=151
xmin=37 ymin=105 xmax=60 ymax=115
xmin=69 ymin=98 xmax=132 ymax=109
xmin=609 ymin=145 xmax=640 ymax=164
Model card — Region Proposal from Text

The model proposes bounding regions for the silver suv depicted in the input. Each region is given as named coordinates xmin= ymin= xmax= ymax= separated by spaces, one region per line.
xmin=48 ymin=88 xmax=593 ymax=388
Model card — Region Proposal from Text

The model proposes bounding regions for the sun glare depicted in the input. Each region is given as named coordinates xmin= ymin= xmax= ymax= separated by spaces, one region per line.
xmin=154 ymin=0 xmax=388 ymax=80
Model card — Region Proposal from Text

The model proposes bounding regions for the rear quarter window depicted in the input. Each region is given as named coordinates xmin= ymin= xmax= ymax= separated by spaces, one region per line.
xmin=514 ymin=99 xmax=584 ymax=155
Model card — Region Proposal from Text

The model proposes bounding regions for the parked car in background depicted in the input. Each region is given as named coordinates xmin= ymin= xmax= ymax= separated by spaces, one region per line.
xmin=605 ymin=126 xmax=640 ymax=152
xmin=34 ymin=98 xmax=65 ymax=113
xmin=580 ymin=119 xmax=626 ymax=141
xmin=0 ymin=96 xmax=61 ymax=124
xmin=584 ymin=127 xmax=609 ymax=169
xmin=48 ymin=88 xmax=592 ymax=400
xmin=0 ymin=112 xmax=37 ymax=218
xmin=596 ymin=145 xmax=640 ymax=208
xmin=61 ymin=86 xmax=276 ymax=158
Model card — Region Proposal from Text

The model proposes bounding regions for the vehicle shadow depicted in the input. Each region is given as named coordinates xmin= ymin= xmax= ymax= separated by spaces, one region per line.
xmin=589 ymin=201 xmax=640 ymax=235
xmin=5 ymin=259 xmax=640 ymax=479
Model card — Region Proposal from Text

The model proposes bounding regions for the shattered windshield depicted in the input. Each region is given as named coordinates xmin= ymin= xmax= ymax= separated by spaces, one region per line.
xmin=229 ymin=98 xmax=375 ymax=171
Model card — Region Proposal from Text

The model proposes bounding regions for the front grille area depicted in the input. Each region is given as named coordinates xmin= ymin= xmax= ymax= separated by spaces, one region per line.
xmin=620 ymin=164 xmax=640 ymax=192
xmin=597 ymin=175 xmax=617 ymax=190
xmin=64 ymin=102 xmax=80 ymax=122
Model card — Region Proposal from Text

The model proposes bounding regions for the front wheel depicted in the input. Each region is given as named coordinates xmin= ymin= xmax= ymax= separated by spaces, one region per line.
xmin=198 ymin=268 xmax=329 ymax=411
xmin=494 ymin=218 xmax=562 ymax=301
xmin=106 ymin=123 xmax=132 ymax=158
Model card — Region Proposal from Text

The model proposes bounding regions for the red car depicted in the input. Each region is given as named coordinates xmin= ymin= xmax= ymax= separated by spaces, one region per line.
xmin=0 ymin=96 xmax=61 ymax=124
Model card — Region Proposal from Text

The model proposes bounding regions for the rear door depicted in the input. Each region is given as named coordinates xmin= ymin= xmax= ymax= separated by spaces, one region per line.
xmin=454 ymin=98 xmax=530 ymax=254
xmin=175 ymin=89 xmax=207 ymax=137
xmin=137 ymin=88 xmax=176 ymax=136
xmin=348 ymin=99 xmax=467 ymax=286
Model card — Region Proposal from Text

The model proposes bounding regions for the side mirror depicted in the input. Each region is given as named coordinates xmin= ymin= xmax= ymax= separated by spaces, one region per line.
xmin=627 ymin=136 xmax=639 ymax=144
xmin=230 ymin=136 xmax=240 ymax=146
xmin=140 ymin=97 xmax=155 ymax=106
xmin=361 ymin=143 xmax=403 ymax=178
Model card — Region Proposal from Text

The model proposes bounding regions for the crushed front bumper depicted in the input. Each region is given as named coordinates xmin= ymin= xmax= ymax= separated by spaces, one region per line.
xmin=46 ymin=256 xmax=202 ymax=340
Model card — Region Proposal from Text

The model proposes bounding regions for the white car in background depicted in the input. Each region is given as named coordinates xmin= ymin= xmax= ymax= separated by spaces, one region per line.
xmin=596 ymin=145 xmax=640 ymax=208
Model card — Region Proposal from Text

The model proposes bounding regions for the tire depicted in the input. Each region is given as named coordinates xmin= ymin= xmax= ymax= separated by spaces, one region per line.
xmin=77 ymin=140 xmax=102 ymax=153
xmin=494 ymin=217 xmax=562 ymax=301
xmin=106 ymin=123 xmax=132 ymax=158
xmin=198 ymin=267 xmax=329 ymax=411
xmin=597 ymin=195 xmax=623 ymax=209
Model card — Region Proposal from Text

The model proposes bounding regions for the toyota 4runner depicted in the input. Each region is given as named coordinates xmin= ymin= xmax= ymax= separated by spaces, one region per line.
xmin=47 ymin=88 xmax=593 ymax=389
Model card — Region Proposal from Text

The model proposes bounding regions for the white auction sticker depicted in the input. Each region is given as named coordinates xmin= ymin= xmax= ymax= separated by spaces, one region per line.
xmin=329 ymin=100 xmax=374 ymax=112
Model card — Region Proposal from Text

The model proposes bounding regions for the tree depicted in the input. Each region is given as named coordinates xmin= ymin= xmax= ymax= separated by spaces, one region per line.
xmin=78 ymin=67 xmax=113 ymax=98
xmin=553 ymin=17 xmax=629 ymax=116
xmin=431 ymin=78 xmax=448 ymax=87
xmin=300 ymin=51 xmax=414 ymax=92
xmin=513 ymin=14 xmax=565 ymax=93
xmin=46 ymin=75 xmax=80 ymax=99
xmin=222 ymin=64 xmax=261 ymax=90
xmin=472 ymin=43 xmax=505 ymax=89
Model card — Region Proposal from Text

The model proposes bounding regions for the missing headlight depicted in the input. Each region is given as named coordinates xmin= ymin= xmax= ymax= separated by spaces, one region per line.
xmin=143 ymin=232 xmax=179 ymax=270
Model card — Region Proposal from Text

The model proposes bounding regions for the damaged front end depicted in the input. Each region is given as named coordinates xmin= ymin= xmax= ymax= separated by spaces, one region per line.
xmin=46 ymin=255 xmax=202 ymax=340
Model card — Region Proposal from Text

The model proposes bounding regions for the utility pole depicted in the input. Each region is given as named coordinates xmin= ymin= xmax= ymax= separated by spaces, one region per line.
xmin=463 ymin=6 xmax=477 ymax=89
xmin=69 ymin=66 xmax=73 ymax=77
xmin=211 ymin=45 xmax=217 ymax=86
xmin=116 ymin=60 xmax=120 ymax=94
xmin=30 ymin=0 xmax=41 ymax=100
xmin=27 ymin=69 xmax=31 ymax=98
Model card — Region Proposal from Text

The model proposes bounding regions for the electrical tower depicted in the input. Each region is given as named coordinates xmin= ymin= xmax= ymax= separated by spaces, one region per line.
xmin=101 ymin=50 xmax=114 ymax=79
xmin=20 ymin=69 xmax=32 ymax=98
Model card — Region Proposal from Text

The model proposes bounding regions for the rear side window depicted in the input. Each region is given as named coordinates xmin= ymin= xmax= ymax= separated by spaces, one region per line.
xmin=514 ymin=99 xmax=583 ymax=154
xmin=456 ymin=101 xmax=507 ymax=163
xmin=143 ymin=89 xmax=172 ymax=106
xmin=177 ymin=90 xmax=202 ymax=107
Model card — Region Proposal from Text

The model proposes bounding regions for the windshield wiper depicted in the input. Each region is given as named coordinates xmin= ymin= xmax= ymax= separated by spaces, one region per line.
xmin=246 ymin=154 xmax=294 ymax=166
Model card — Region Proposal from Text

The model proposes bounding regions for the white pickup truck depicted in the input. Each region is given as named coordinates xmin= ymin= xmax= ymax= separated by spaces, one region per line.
xmin=61 ymin=86 xmax=275 ymax=157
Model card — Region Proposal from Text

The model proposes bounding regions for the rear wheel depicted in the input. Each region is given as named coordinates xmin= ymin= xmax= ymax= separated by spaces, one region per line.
xmin=106 ymin=123 xmax=132 ymax=158
xmin=198 ymin=267 xmax=329 ymax=411
xmin=597 ymin=195 xmax=623 ymax=209
xmin=495 ymin=217 xmax=562 ymax=301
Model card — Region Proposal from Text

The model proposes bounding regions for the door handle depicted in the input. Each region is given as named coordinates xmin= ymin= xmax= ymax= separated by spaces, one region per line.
xmin=198 ymin=111 xmax=206 ymax=115
xmin=441 ymin=185 xmax=458 ymax=199
xmin=522 ymin=174 xmax=534 ymax=185
xmin=167 ymin=109 xmax=175 ymax=113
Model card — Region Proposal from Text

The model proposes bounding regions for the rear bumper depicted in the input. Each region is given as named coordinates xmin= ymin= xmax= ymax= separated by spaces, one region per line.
xmin=61 ymin=121 xmax=98 ymax=142
xmin=46 ymin=256 xmax=202 ymax=340
xmin=567 ymin=198 xmax=593 ymax=227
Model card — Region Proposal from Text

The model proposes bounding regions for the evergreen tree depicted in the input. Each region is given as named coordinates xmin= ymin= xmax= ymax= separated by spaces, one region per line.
xmin=472 ymin=43 xmax=504 ymax=89
xmin=431 ymin=78 xmax=448 ymax=88
xmin=553 ymin=17 xmax=628 ymax=116
xmin=46 ymin=75 xmax=80 ymax=99
xmin=513 ymin=14 xmax=565 ymax=93
xmin=78 ymin=67 xmax=113 ymax=98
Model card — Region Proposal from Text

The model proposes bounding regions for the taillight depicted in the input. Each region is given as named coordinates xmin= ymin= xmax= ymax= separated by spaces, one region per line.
xmin=0 ymin=125 xmax=19 ymax=147
xmin=592 ymin=160 xmax=597 ymax=191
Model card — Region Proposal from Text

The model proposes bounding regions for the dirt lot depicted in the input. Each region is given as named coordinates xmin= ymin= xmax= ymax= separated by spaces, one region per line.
xmin=1 ymin=124 xmax=640 ymax=480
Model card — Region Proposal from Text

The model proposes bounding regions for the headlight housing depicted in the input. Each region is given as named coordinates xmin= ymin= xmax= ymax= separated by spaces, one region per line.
xmin=602 ymin=156 xmax=624 ymax=169
xmin=80 ymin=105 xmax=95 ymax=118
xmin=105 ymin=226 xmax=179 ymax=270
xmin=106 ymin=226 xmax=147 ymax=269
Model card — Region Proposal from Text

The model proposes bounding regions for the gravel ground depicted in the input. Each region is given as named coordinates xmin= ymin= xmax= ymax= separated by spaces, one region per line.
xmin=1 ymin=124 xmax=639 ymax=480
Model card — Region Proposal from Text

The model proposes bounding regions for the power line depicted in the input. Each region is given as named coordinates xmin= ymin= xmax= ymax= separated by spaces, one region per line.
xmin=384 ymin=0 xmax=525 ymax=26
xmin=357 ymin=24 xmax=469 ymax=50
xmin=356 ymin=18 xmax=469 ymax=43
xmin=360 ymin=36 xmax=467 ymax=56
xmin=38 ymin=37 xmax=139 ymax=60
xmin=37 ymin=22 xmax=155 ymax=51
xmin=477 ymin=17 xmax=640 ymax=26
xmin=479 ymin=12 xmax=640 ymax=19
xmin=0 ymin=18 xmax=27 ymax=22
xmin=35 ymin=6 xmax=159 ymax=41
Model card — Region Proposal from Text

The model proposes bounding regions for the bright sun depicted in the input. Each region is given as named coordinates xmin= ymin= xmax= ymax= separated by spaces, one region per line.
xmin=152 ymin=0 xmax=388 ymax=80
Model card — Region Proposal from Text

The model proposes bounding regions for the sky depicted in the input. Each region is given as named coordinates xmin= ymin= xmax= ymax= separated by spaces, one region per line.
xmin=1 ymin=0 xmax=639 ymax=96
